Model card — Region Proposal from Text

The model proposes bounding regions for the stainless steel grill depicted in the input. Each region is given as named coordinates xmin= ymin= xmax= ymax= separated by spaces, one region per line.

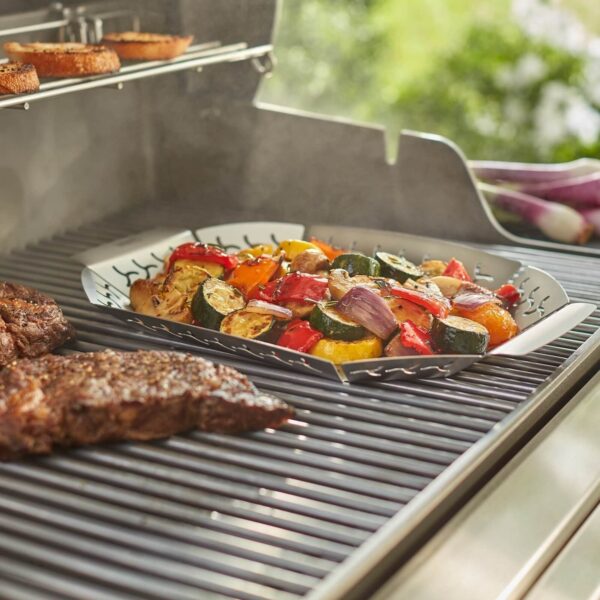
xmin=0 ymin=216 xmax=598 ymax=599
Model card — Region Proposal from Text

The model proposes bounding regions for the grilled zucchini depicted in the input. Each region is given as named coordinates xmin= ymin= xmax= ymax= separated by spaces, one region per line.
xmin=331 ymin=253 xmax=380 ymax=277
xmin=192 ymin=277 xmax=245 ymax=329
xmin=375 ymin=252 xmax=422 ymax=282
xmin=220 ymin=310 xmax=275 ymax=341
xmin=309 ymin=301 xmax=366 ymax=341
xmin=431 ymin=315 xmax=489 ymax=354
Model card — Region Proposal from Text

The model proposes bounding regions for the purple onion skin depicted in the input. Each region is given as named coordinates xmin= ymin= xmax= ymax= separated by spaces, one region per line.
xmin=337 ymin=287 xmax=397 ymax=340
xmin=470 ymin=158 xmax=600 ymax=184
xmin=479 ymin=183 xmax=593 ymax=245
xmin=452 ymin=291 xmax=500 ymax=311
xmin=517 ymin=173 xmax=600 ymax=209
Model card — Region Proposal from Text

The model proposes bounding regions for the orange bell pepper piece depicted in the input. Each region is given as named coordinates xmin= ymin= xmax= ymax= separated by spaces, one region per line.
xmin=227 ymin=256 xmax=281 ymax=297
xmin=308 ymin=237 xmax=347 ymax=261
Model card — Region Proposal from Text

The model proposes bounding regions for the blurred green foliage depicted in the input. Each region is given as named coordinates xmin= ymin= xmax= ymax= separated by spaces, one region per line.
xmin=260 ymin=0 xmax=600 ymax=162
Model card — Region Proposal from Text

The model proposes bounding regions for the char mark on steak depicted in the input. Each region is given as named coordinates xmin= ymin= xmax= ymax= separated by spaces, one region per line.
xmin=0 ymin=281 xmax=74 ymax=367
xmin=0 ymin=350 xmax=294 ymax=460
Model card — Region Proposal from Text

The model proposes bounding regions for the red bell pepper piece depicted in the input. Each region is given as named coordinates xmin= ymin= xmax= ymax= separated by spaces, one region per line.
xmin=277 ymin=319 xmax=323 ymax=353
xmin=248 ymin=279 xmax=279 ymax=302
xmin=442 ymin=258 xmax=472 ymax=282
xmin=399 ymin=320 xmax=434 ymax=355
xmin=495 ymin=283 xmax=520 ymax=307
xmin=275 ymin=272 xmax=329 ymax=304
xmin=389 ymin=286 xmax=450 ymax=319
xmin=168 ymin=243 xmax=238 ymax=271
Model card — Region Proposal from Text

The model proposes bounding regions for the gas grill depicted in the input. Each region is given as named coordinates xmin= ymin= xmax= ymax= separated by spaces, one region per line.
xmin=1 ymin=2 xmax=599 ymax=599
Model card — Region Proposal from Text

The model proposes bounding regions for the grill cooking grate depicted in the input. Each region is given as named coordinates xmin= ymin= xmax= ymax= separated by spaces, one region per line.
xmin=0 ymin=220 xmax=598 ymax=599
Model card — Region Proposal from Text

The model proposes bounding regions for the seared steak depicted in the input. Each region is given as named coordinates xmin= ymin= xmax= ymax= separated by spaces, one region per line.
xmin=0 ymin=350 xmax=293 ymax=460
xmin=0 ymin=281 xmax=74 ymax=367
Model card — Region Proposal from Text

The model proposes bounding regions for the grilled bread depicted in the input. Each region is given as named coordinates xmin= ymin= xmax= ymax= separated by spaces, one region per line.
xmin=3 ymin=42 xmax=120 ymax=78
xmin=102 ymin=32 xmax=193 ymax=61
xmin=0 ymin=62 xmax=39 ymax=95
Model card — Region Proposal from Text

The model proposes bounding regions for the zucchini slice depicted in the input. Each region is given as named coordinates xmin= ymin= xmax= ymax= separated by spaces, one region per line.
xmin=192 ymin=277 xmax=245 ymax=330
xmin=375 ymin=252 xmax=423 ymax=282
xmin=309 ymin=301 xmax=366 ymax=341
xmin=431 ymin=315 xmax=489 ymax=354
xmin=220 ymin=310 xmax=275 ymax=341
xmin=331 ymin=253 xmax=380 ymax=277
xmin=310 ymin=335 xmax=383 ymax=364
xmin=172 ymin=258 xmax=225 ymax=278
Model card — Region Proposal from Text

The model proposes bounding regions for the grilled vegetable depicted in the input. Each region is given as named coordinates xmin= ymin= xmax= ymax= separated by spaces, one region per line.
xmin=290 ymin=249 xmax=329 ymax=274
xmin=245 ymin=300 xmax=293 ymax=320
xmin=431 ymin=316 xmax=489 ymax=354
xmin=420 ymin=259 xmax=447 ymax=277
xmin=310 ymin=335 xmax=383 ymax=364
xmin=452 ymin=290 xmax=500 ymax=311
xmin=309 ymin=301 xmax=366 ymax=341
xmin=327 ymin=269 xmax=382 ymax=300
xmin=227 ymin=256 xmax=281 ymax=297
xmin=281 ymin=301 xmax=315 ymax=319
xmin=173 ymin=259 xmax=224 ymax=278
xmin=331 ymin=253 xmax=381 ymax=277
xmin=277 ymin=319 xmax=323 ymax=352
xmin=495 ymin=284 xmax=520 ymax=308
xmin=167 ymin=243 xmax=238 ymax=272
xmin=277 ymin=239 xmax=320 ymax=260
xmin=309 ymin=237 xmax=348 ymax=261
xmin=429 ymin=276 xmax=463 ymax=298
xmin=389 ymin=284 xmax=450 ymax=319
xmin=275 ymin=272 xmax=329 ymax=304
xmin=374 ymin=252 xmax=422 ymax=282
xmin=453 ymin=303 xmax=518 ymax=347
xmin=399 ymin=321 xmax=434 ymax=355
xmin=131 ymin=263 xmax=211 ymax=324
xmin=442 ymin=258 xmax=472 ymax=282
xmin=192 ymin=278 xmax=245 ymax=329
xmin=238 ymin=244 xmax=275 ymax=260
xmin=220 ymin=310 xmax=275 ymax=341
xmin=337 ymin=286 xmax=397 ymax=340
xmin=386 ymin=297 xmax=432 ymax=330
xmin=479 ymin=182 xmax=593 ymax=245
xmin=385 ymin=333 xmax=417 ymax=357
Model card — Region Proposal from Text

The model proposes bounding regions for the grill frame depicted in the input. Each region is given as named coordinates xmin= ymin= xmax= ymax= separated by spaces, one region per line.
xmin=0 ymin=217 xmax=598 ymax=599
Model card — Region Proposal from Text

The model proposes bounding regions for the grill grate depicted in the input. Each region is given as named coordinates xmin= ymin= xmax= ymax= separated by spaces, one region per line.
xmin=0 ymin=220 xmax=598 ymax=599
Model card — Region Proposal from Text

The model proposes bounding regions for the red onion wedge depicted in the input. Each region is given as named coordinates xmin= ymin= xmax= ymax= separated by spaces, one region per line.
xmin=245 ymin=300 xmax=293 ymax=320
xmin=470 ymin=158 xmax=600 ymax=184
xmin=580 ymin=208 xmax=600 ymax=236
xmin=385 ymin=332 xmax=418 ymax=357
xmin=337 ymin=286 xmax=397 ymax=340
xmin=516 ymin=172 xmax=600 ymax=209
xmin=479 ymin=183 xmax=593 ymax=245
xmin=452 ymin=291 xmax=500 ymax=311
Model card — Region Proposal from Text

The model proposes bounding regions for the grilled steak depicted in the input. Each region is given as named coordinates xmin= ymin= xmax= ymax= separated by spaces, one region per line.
xmin=0 ymin=281 xmax=74 ymax=367
xmin=0 ymin=350 xmax=293 ymax=460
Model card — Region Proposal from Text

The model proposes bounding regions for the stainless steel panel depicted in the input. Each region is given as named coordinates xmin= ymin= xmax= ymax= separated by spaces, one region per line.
xmin=367 ymin=372 xmax=600 ymax=600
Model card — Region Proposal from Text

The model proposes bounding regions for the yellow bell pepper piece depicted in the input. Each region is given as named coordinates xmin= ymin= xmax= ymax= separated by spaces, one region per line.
xmin=276 ymin=239 xmax=320 ymax=260
xmin=310 ymin=335 xmax=383 ymax=364
xmin=238 ymin=244 xmax=275 ymax=260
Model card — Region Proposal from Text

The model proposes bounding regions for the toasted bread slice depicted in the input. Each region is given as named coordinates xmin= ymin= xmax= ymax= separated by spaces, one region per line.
xmin=102 ymin=32 xmax=193 ymax=61
xmin=0 ymin=62 xmax=40 ymax=95
xmin=2 ymin=42 xmax=120 ymax=78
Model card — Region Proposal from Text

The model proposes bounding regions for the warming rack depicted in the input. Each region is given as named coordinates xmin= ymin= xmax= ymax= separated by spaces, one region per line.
xmin=0 ymin=41 xmax=274 ymax=110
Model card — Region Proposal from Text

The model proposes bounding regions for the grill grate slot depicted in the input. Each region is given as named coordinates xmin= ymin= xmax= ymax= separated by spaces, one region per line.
xmin=0 ymin=220 xmax=598 ymax=598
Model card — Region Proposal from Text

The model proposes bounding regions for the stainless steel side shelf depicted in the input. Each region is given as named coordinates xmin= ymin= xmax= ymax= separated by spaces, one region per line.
xmin=0 ymin=42 xmax=274 ymax=111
